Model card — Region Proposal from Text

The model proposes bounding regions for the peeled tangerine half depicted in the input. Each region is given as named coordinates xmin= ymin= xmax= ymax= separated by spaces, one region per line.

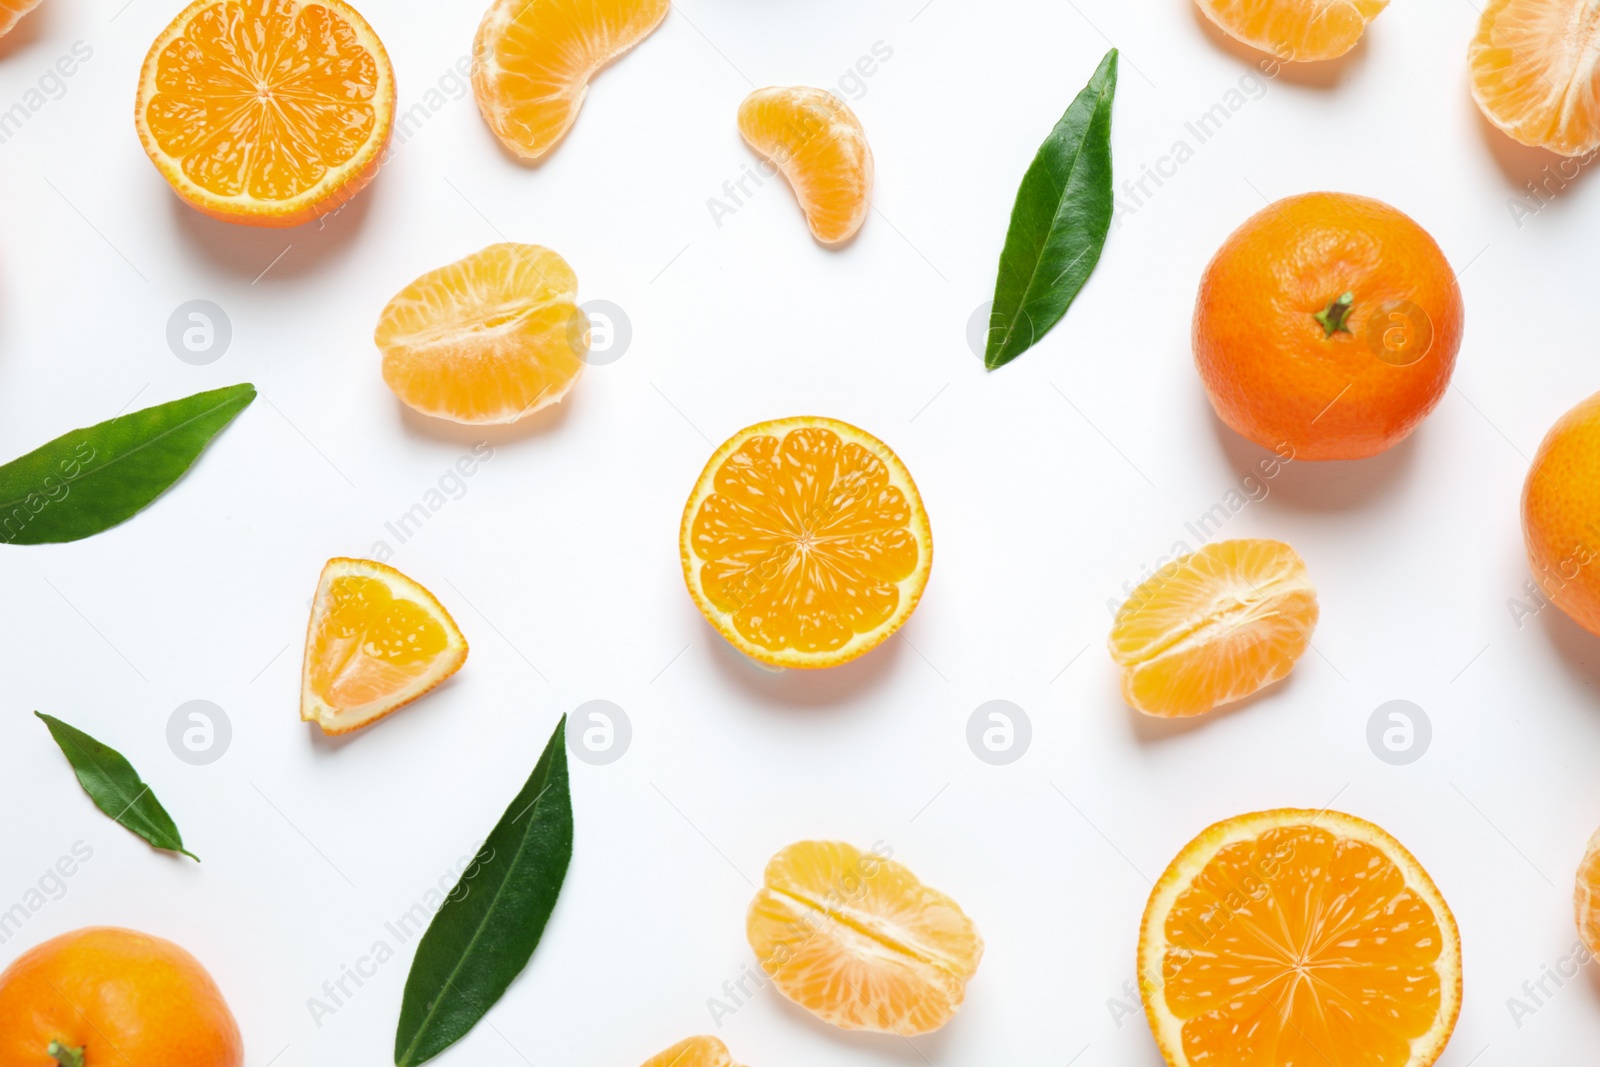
xmin=738 ymin=88 xmax=874 ymax=244
xmin=1576 ymin=828 xmax=1600 ymax=954
xmin=377 ymin=243 xmax=587 ymax=425
xmin=300 ymin=558 xmax=468 ymax=735
xmin=680 ymin=417 xmax=931 ymax=669
xmin=1109 ymin=539 xmax=1318 ymax=717
xmin=1471 ymin=0 xmax=1600 ymax=156
xmin=639 ymin=1036 xmax=741 ymax=1067
xmin=1140 ymin=810 xmax=1462 ymax=1067
xmin=747 ymin=841 xmax=982 ymax=1036
xmin=135 ymin=0 xmax=395 ymax=226
xmin=473 ymin=0 xmax=670 ymax=159
xmin=1194 ymin=0 xmax=1388 ymax=61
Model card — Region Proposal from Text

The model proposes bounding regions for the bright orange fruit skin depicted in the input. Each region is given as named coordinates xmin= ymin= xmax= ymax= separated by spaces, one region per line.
xmin=1194 ymin=192 xmax=1463 ymax=461
xmin=1522 ymin=391 xmax=1600 ymax=636
xmin=746 ymin=841 xmax=983 ymax=1036
xmin=472 ymin=0 xmax=670 ymax=160
xmin=680 ymin=417 xmax=931 ymax=669
xmin=0 ymin=927 xmax=243 ymax=1067
xmin=1194 ymin=0 xmax=1389 ymax=61
xmin=639 ymin=1036 xmax=740 ymax=1067
xmin=1471 ymin=0 xmax=1600 ymax=156
xmin=1139 ymin=810 xmax=1462 ymax=1067
xmin=135 ymin=0 xmax=395 ymax=228
xmin=738 ymin=87 xmax=873 ymax=244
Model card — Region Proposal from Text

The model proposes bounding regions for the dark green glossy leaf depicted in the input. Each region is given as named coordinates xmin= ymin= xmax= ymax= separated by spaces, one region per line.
xmin=35 ymin=712 xmax=198 ymax=861
xmin=985 ymin=49 xmax=1118 ymax=369
xmin=395 ymin=716 xmax=573 ymax=1066
xmin=0 ymin=383 xmax=256 ymax=544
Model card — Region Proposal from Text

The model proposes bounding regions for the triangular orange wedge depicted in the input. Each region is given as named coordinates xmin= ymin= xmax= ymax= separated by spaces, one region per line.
xmin=300 ymin=558 xmax=467 ymax=735
xmin=1140 ymin=809 xmax=1461 ymax=1067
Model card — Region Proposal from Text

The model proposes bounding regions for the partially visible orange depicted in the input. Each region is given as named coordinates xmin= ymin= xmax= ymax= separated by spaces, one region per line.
xmin=1140 ymin=810 xmax=1461 ymax=1067
xmin=738 ymin=87 xmax=873 ymax=244
xmin=0 ymin=926 xmax=243 ymax=1067
xmin=300 ymin=557 xmax=468 ymax=735
xmin=1522 ymin=390 xmax=1600 ymax=636
xmin=1577 ymin=827 xmax=1600 ymax=954
xmin=640 ymin=1036 xmax=741 ymax=1067
xmin=680 ymin=417 xmax=931 ymax=669
xmin=472 ymin=0 xmax=670 ymax=160
xmin=1471 ymin=0 xmax=1600 ymax=156
xmin=377 ymin=243 xmax=587 ymax=425
xmin=746 ymin=841 xmax=982 ymax=1035
xmin=1110 ymin=539 xmax=1318 ymax=717
xmin=1194 ymin=0 xmax=1388 ymax=61
xmin=0 ymin=0 xmax=41 ymax=36
xmin=135 ymin=0 xmax=395 ymax=227
xmin=1194 ymin=192 xmax=1463 ymax=461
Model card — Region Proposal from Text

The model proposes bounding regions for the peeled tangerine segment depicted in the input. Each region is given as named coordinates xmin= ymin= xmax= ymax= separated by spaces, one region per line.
xmin=473 ymin=0 xmax=670 ymax=159
xmin=1109 ymin=539 xmax=1318 ymax=717
xmin=1471 ymin=0 xmax=1600 ymax=155
xmin=746 ymin=841 xmax=982 ymax=1036
xmin=300 ymin=558 xmax=468 ymax=735
xmin=738 ymin=87 xmax=874 ymax=244
xmin=639 ymin=1036 xmax=740 ymax=1067
xmin=680 ymin=417 xmax=931 ymax=669
xmin=1140 ymin=810 xmax=1461 ymax=1067
xmin=1577 ymin=828 xmax=1600 ymax=954
xmin=1194 ymin=0 xmax=1388 ymax=61
xmin=377 ymin=243 xmax=587 ymax=425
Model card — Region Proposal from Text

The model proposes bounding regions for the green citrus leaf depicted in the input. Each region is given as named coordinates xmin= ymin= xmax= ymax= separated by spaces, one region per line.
xmin=35 ymin=712 xmax=198 ymax=861
xmin=985 ymin=49 xmax=1117 ymax=369
xmin=0 ymin=382 xmax=255 ymax=545
xmin=395 ymin=716 xmax=573 ymax=1066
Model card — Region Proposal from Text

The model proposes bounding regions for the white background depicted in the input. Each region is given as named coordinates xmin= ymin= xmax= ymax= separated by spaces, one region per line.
xmin=0 ymin=0 xmax=1597 ymax=1063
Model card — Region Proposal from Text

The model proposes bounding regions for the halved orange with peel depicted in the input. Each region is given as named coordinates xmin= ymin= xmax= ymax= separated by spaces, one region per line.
xmin=640 ymin=1036 xmax=740 ymax=1067
xmin=1109 ymin=539 xmax=1318 ymax=717
xmin=1471 ymin=0 xmax=1600 ymax=156
xmin=738 ymin=88 xmax=873 ymax=244
xmin=1194 ymin=0 xmax=1388 ymax=62
xmin=300 ymin=558 xmax=467 ymax=735
xmin=680 ymin=417 xmax=930 ymax=669
xmin=472 ymin=0 xmax=670 ymax=160
xmin=1140 ymin=809 xmax=1462 ymax=1067
xmin=377 ymin=243 xmax=587 ymax=425
xmin=135 ymin=0 xmax=395 ymax=227
xmin=747 ymin=841 xmax=982 ymax=1035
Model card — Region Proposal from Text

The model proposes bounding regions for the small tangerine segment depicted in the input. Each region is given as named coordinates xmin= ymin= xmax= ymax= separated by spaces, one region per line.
xmin=1577 ymin=828 xmax=1600 ymax=955
xmin=472 ymin=0 xmax=670 ymax=159
xmin=1194 ymin=0 xmax=1388 ymax=61
xmin=300 ymin=557 xmax=468 ymax=735
xmin=746 ymin=841 xmax=983 ymax=1035
xmin=1471 ymin=0 xmax=1600 ymax=156
xmin=737 ymin=87 xmax=874 ymax=244
xmin=1139 ymin=810 xmax=1462 ymax=1067
xmin=376 ymin=243 xmax=587 ymax=425
xmin=0 ymin=926 xmax=243 ymax=1067
xmin=639 ymin=1036 xmax=740 ymax=1067
xmin=135 ymin=0 xmax=395 ymax=227
xmin=1110 ymin=539 xmax=1318 ymax=717
xmin=1194 ymin=192 xmax=1463 ymax=461
xmin=680 ymin=417 xmax=931 ymax=669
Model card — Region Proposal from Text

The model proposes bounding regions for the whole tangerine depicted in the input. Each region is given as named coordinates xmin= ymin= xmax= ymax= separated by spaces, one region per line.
xmin=1193 ymin=191 xmax=1463 ymax=461
xmin=0 ymin=926 xmax=243 ymax=1067
xmin=1523 ymin=391 xmax=1600 ymax=637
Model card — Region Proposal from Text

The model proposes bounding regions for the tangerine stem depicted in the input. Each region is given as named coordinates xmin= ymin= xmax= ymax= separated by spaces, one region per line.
xmin=1313 ymin=292 xmax=1355 ymax=338
xmin=47 ymin=1041 xmax=85 ymax=1067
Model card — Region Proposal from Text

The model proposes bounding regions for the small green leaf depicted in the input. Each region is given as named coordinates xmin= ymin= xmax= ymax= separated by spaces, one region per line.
xmin=0 ymin=383 xmax=256 ymax=545
xmin=35 ymin=712 xmax=198 ymax=861
xmin=395 ymin=716 xmax=573 ymax=1066
xmin=985 ymin=49 xmax=1118 ymax=370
